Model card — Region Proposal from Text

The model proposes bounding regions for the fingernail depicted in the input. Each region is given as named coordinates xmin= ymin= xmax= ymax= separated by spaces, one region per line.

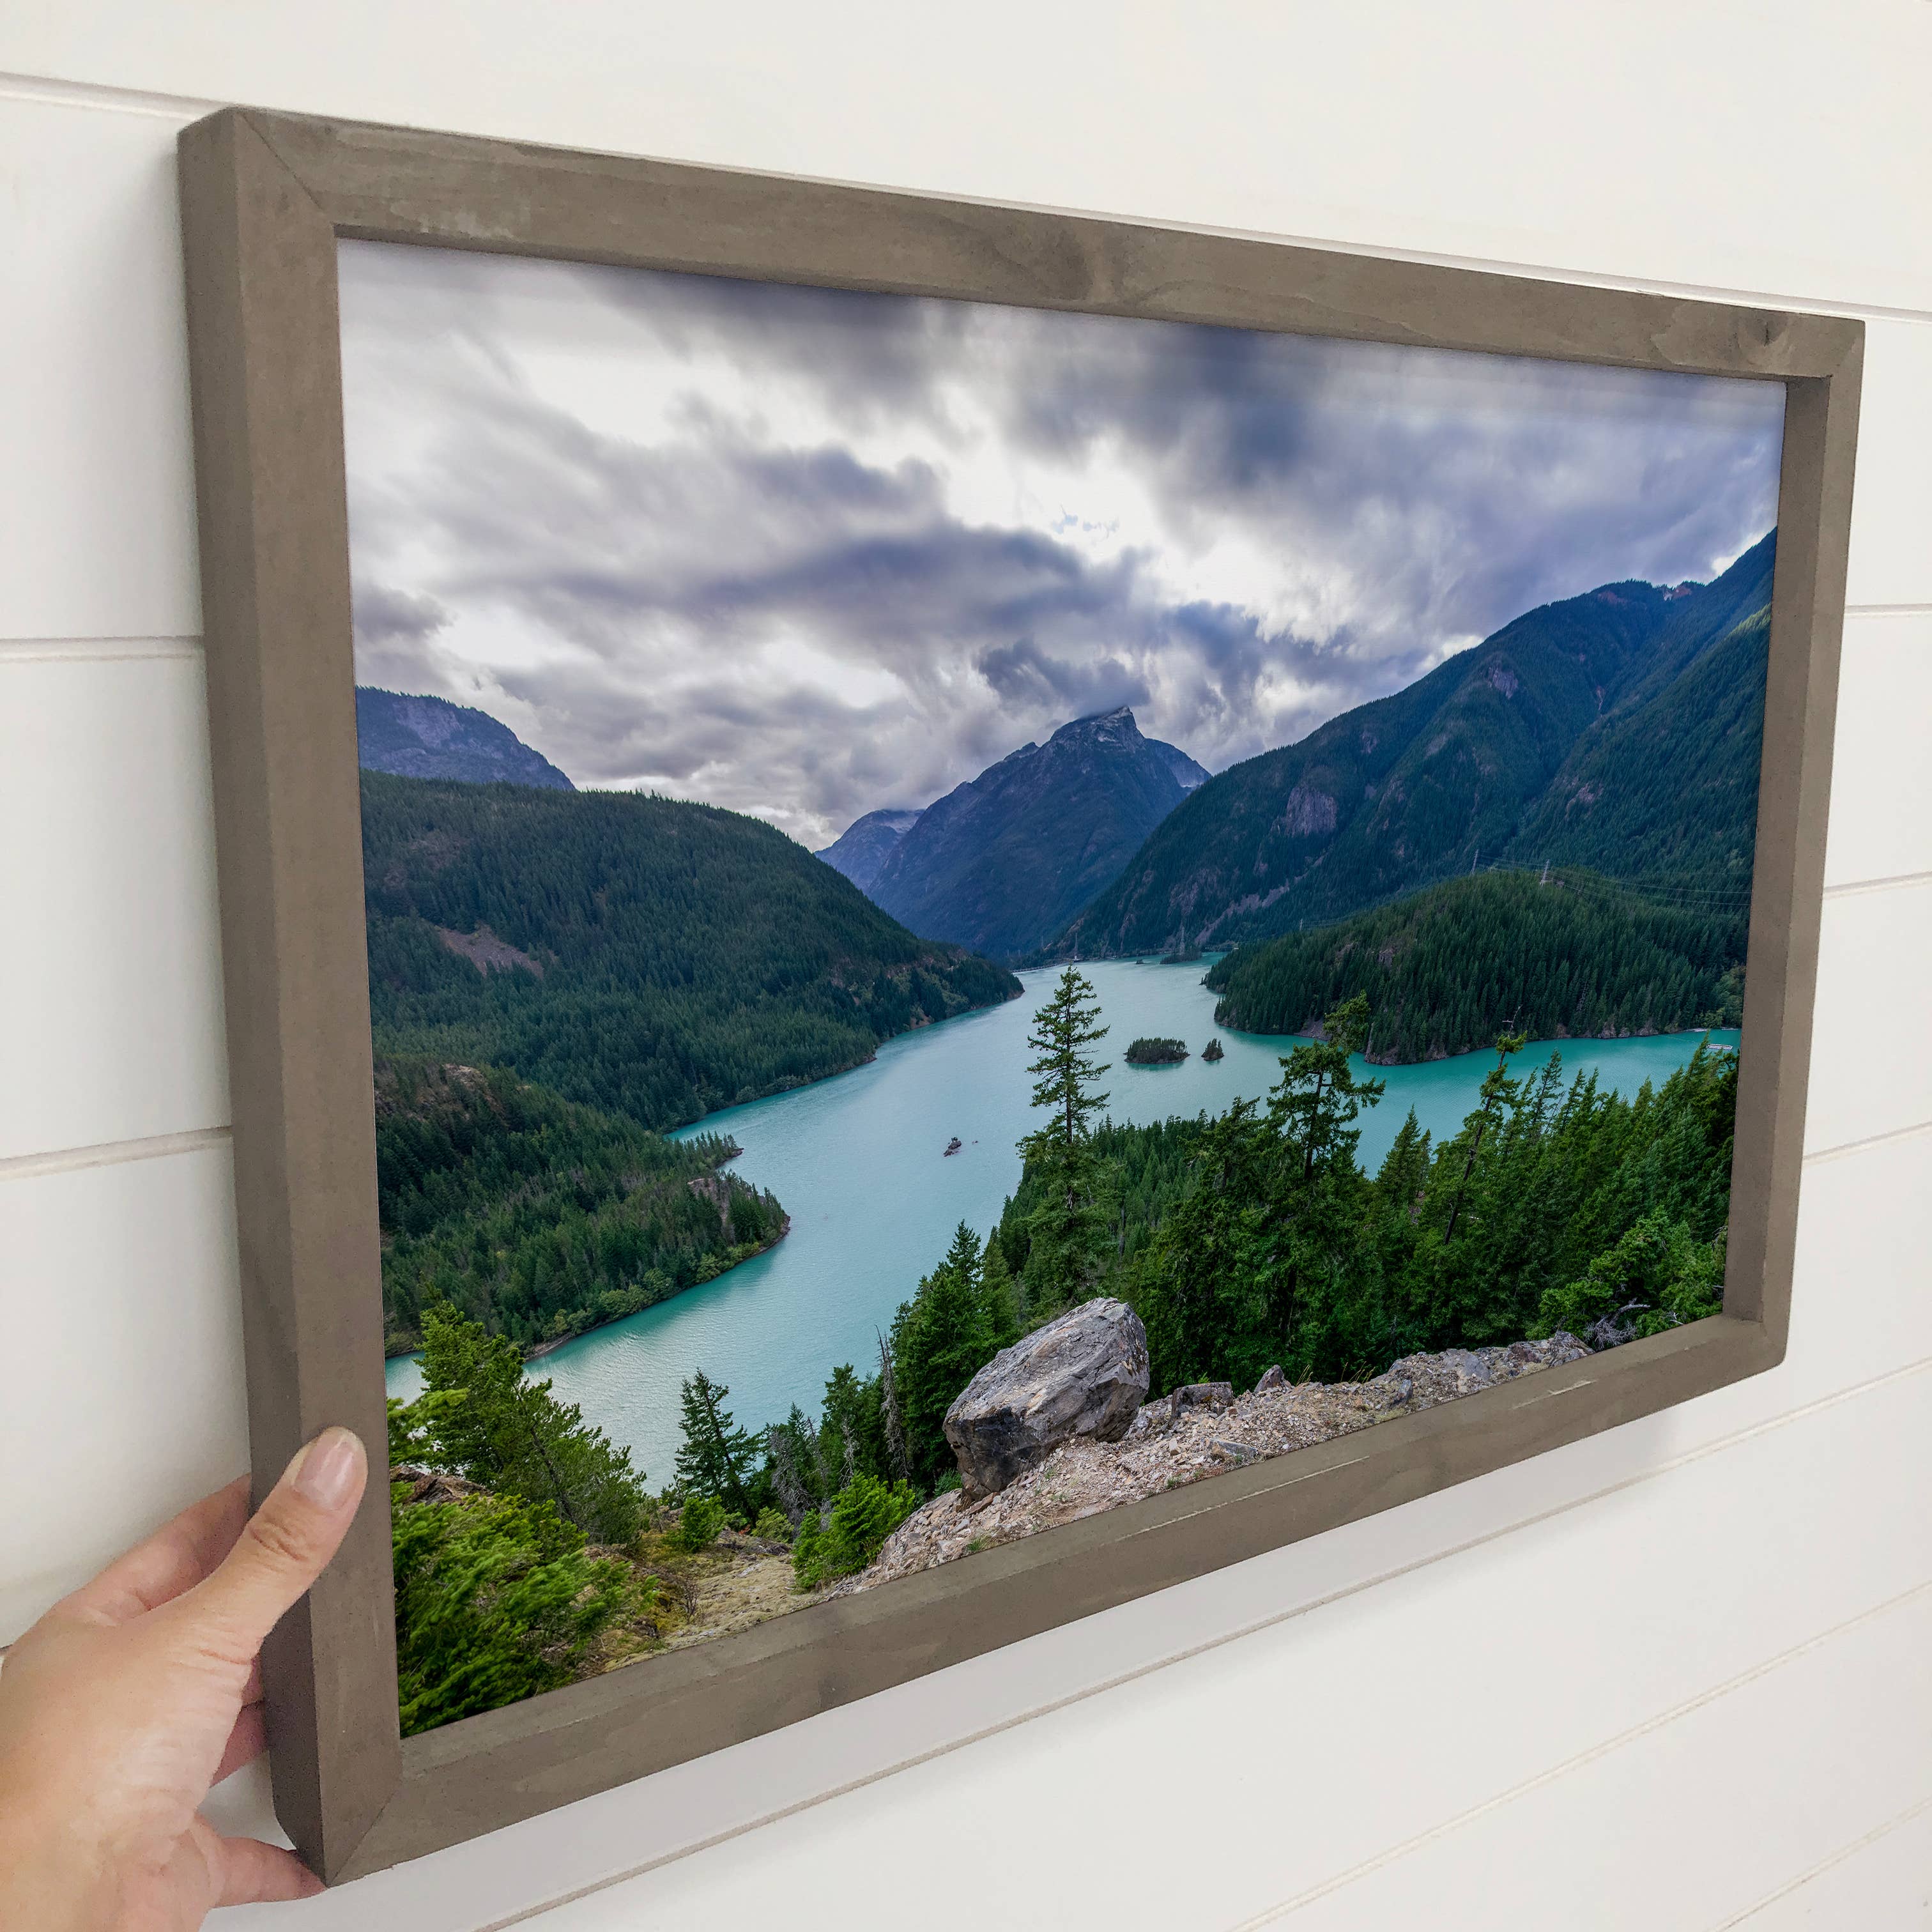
xmin=292 ymin=1427 xmax=364 ymax=1510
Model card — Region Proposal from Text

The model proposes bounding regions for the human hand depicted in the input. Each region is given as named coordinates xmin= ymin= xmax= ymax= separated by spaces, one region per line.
xmin=0 ymin=1428 xmax=369 ymax=1929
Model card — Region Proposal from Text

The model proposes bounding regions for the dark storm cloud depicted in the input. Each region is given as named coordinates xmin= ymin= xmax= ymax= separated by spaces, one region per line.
xmin=353 ymin=581 xmax=449 ymax=645
xmin=337 ymin=241 xmax=1784 ymax=847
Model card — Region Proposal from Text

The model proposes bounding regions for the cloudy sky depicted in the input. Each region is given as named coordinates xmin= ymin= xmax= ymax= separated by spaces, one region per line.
xmin=338 ymin=240 xmax=1786 ymax=850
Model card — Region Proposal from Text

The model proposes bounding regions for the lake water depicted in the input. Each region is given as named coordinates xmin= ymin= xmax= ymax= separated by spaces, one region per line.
xmin=387 ymin=958 xmax=1738 ymax=1485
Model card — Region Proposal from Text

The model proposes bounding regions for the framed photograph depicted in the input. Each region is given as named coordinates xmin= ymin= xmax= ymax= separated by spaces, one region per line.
xmin=177 ymin=106 xmax=1860 ymax=1882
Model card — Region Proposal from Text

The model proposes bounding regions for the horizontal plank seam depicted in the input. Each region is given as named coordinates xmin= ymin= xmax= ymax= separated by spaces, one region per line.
xmin=1227 ymin=1578 xmax=1932 ymax=1929
xmin=0 ymin=610 xmax=1910 ymax=657
xmin=0 ymin=1126 xmax=230 ymax=1183
xmin=1 ymin=71 xmax=1931 ymax=327
xmin=1710 ymin=1791 xmax=1932 ymax=1931
xmin=0 ymin=69 xmax=212 ymax=121
xmin=1803 ymin=1115 xmax=1932 ymax=1167
xmin=465 ymin=1350 xmax=1932 ymax=1932
xmin=1 ymin=1110 xmax=1925 ymax=1188
xmin=0 ymin=636 xmax=202 ymax=663
xmin=1821 ymin=867 xmax=1932 ymax=900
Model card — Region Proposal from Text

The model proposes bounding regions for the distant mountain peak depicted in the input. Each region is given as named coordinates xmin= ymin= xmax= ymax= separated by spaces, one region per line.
xmin=816 ymin=806 xmax=926 ymax=893
xmin=1052 ymin=705 xmax=1141 ymax=746
xmin=356 ymin=687 xmax=574 ymax=791
xmin=861 ymin=709 xmax=1210 ymax=960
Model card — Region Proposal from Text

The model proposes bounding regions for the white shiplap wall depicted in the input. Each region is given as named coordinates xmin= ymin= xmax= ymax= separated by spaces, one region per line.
xmin=1 ymin=7 xmax=1928 ymax=1926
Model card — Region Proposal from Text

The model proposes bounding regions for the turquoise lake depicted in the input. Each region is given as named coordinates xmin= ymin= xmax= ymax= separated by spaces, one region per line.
xmin=387 ymin=958 xmax=1738 ymax=1485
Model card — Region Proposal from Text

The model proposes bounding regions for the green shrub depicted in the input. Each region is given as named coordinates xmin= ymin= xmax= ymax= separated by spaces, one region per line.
xmin=392 ymin=1492 xmax=638 ymax=1736
xmin=793 ymin=1474 xmax=921 ymax=1590
xmin=667 ymin=1494 xmax=726 ymax=1552
xmin=752 ymin=1507 xmax=793 ymax=1543
xmin=1532 ymin=1211 xmax=1726 ymax=1342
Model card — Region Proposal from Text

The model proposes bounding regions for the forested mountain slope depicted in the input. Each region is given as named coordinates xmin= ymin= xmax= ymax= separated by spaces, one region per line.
xmin=1054 ymin=535 xmax=1775 ymax=958
xmin=866 ymin=706 xmax=1210 ymax=959
xmin=1512 ymin=605 xmax=1770 ymax=884
xmin=362 ymin=772 xmax=1020 ymax=1130
xmin=374 ymin=1056 xmax=786 ymax=1353
xmin=1205 ymin=869 xmax=1745 ymax=1062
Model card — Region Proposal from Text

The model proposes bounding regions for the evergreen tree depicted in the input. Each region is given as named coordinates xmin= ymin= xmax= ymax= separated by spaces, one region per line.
xmin=790 ymin=1505 xmax=825 ymax=1591
xmin=1134 ymin=1098 xmax=1275 ymax=1390
xmin=1055 ymin=1015 xmax=1738 ymax=1392
xmin=1532 ymin=1210 xmax=1726 ymax=1342
xmin=1206 ymin=870 xmax=1751 ymax=1066
xmin=416 ymin=1303 xmax=647 ymax=1544
xmin=820 ymin=1361 xmax=889 ymax=1489
xmin=892 ymin=1233 xmax=999 ymax=1488
xmin=673 ymin=1370 xmax=759 ymax=1517
xmin=1017 ymin=967 xmax=1116 ymax=1310
xmin=1374 ymin=1110 xmax=1432 ymax=1217
xmin=1441 ymin=1032 xmax=1528 ymax=1243
xmin=764 ymin=1404 xmax=822 ymax=1522
xmin=979 ymin=1239 xmax=1020 ymax=1353
xmin=1257 ymin=994 xmax=1385 ymax=1358
xmin=877 ymin=1330 xmax=913 ymax=1483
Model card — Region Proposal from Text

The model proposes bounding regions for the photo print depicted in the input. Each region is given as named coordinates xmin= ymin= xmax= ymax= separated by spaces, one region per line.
xmin=342 ymin=238 xmax=1784 ymax=1732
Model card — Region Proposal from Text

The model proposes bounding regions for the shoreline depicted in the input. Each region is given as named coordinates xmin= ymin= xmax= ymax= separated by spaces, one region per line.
xmin=384 ymin=1213 xmax=794 ymax=1366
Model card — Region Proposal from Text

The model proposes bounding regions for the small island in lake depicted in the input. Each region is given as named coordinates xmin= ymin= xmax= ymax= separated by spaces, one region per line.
xmin=1201 ymin=1038 xmax=1225 ymax=1062
xmin=1160 ymin=942 xmax=1202 ymax=964
xmin=1124 ymin=1036 xmax=1189 ymax=1065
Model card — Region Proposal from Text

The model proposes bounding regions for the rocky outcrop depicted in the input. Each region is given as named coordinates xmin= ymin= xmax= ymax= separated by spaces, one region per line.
xmin=390 ymin=1463 xmax=483 ymax=1506
xmin=858 ymin=1335 xmax=1590 ymax=1589
xmin=356 ymin=686 xmax=576 ymax=789
xmin=943 ymin=1298 xmax=1151 ymax=1501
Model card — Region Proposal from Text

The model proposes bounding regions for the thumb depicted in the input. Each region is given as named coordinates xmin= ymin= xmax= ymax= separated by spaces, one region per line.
xmin=179 ymin=1428 xmax=369 ymax=1658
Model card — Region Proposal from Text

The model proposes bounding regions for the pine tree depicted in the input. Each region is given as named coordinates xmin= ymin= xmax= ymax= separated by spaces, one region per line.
xmin=1017 ymin=967 xmax=1116 ymax=1311
xmin=1264 ymin=994 xmax=1386 ymax=1190
xmin=1022 ymin=967 xmax=1111 ymax=1153
xmin=979 ymin=1239 xmax=1020 ymax=1353
xmin=1374 ymin=1109 xmax=1432 ymax=1218
xmin=417 ymin=1303 xmax=647 ymax=1544
xmin=764 ymin=1404 xmax=822 ymax=1522
xmin=893 ymin=1255 xmax=997 ymax=1489
xmin=673 ymin=1369 xmax=759 ymax=1517
xmin=940 ymin=1220 xmax=984 ymax=1295
xmin=819 ymin=1360 xmax=894 ymax=1488
xmin=1138 ymin=1097 xmax=1275 ymax=1389
xmin=877 ymin=1330 xmax=912 ymax=1483
xmin=1442 ymin=1032 xmax=1528 ymax=1243
xmin=1258 ymin=994 xmax=1386 ymax=1353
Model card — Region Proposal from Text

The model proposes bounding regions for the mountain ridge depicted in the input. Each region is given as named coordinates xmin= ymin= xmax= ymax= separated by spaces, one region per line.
xmin=864 ymin=705 xmax=1210 ymax=960
xmin=1050 ymin=533 xmax=1775 ymax=959
xmin=356 ymin=687 xmax=575 ymax=790
xmin=361 ymin=772 xmax=1020 ymax=1131
xmin=817 ymin=808 xmax=924 ymax=892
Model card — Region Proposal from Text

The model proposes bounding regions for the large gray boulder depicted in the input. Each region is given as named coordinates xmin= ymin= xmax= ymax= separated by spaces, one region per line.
xmin=944 ymin=1298 xmax=1150 ymax=1501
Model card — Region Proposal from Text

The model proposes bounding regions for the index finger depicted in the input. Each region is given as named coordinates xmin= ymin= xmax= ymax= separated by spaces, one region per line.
xmin=54 ymin=1476 xmax=253 ymax=1628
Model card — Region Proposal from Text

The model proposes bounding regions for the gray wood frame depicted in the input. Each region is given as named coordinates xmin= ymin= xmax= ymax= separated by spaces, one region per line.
xmin=176 ymin=104 xmax=1861 ymax=1885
